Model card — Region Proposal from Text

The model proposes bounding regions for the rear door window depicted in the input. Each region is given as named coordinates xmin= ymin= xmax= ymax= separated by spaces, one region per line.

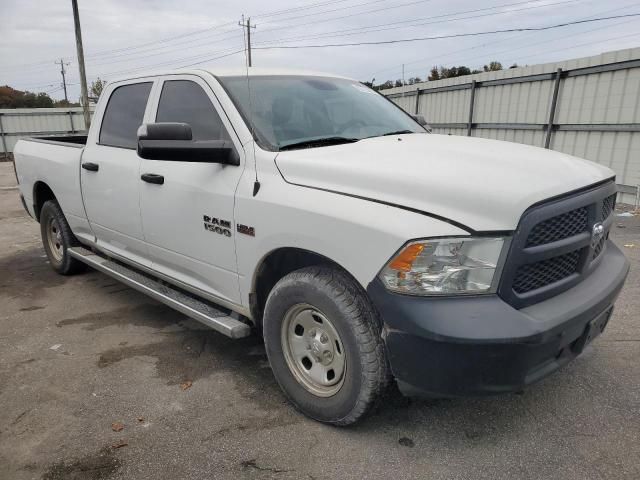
xmin=99 ymin=82 xmax=152 ymax=149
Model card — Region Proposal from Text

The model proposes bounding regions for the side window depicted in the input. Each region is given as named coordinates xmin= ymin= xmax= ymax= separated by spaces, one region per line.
xmin=99 ymin=82 xmax=152 ymax=149
xmin=156 ymin=80 xmax=228 ymax=141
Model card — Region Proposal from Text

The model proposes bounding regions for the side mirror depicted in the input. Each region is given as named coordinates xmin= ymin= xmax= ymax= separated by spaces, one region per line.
xmin=137 ymin=122 xmax=239 ymax=165
xmin=410 ymin=114 xmax=432 ymax=132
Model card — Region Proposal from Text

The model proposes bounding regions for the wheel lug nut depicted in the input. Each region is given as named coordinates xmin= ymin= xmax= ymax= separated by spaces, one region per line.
xmin=323 ymin=350 xmax=332 ymax=361
xmin=320 ymin=334 xmax=328 ymax=344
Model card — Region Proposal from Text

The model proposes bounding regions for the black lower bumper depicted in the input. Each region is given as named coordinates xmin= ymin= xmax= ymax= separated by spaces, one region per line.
xmin=368 ymin=241 xmax=630 ymax=397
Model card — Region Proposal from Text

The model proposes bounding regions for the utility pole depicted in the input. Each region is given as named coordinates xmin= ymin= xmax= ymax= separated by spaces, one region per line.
xmin=71 ymin=0 xmax=91 ymax=129
xmin=55 ymin=58 xmax=71 ymax=102
xmin=238 ymin=15 xmax=256 ymax=67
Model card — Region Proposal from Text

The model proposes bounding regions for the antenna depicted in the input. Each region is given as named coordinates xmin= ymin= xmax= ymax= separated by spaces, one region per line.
xmin=239 ymin=15 xmax=260 ymax=196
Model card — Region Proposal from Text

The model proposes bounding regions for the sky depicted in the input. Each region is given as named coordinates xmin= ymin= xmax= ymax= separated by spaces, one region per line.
xmin=1 ymin=0 xmax=640 ymax=102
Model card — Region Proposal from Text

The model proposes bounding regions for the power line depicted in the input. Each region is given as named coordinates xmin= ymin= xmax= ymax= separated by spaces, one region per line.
xmin=44 ymin=85 xmax=64 ymax=95
xmin=0 ymin=3 xmax=340 ymax=71
xmin=56 ymin=0 xmax=422 ymax=68
xmin=4 ymin=0 xmax=431 ymax=76
xmin=255 ymin=0 xmax=534 ymax=44
xmin=253 ymin=0 xmax=353 ymax=19
xmin=2 ymin=1 xmax=383 ymax=72
xmin=253 ymin=13 xmax=640 ymax=49
xmin=178 ymin=49 xmax=246 ymax=68
xmin=2 ymin=24 xmax=241 ymax=73
xmin=255 ymin=0 xmax=431 ymax=37
xmin=254 ymin=0 xmax=579 ymax=47
xmin=396 ymin=4 xmax=640 ymax=78
xmin=82 ymin=34 xmax=244 ymax=68
xmin=375 ymin=1 xmax=640 ymax=77
xmin=515 ymin=30 xmax=640 ymax=61
xmin=85 ymin=1 xmax=377 ymax=61
xmin=92 ymin=45 xmax=245 ymax=78
xmin=84 ymin=21 xmax=239 ymax=59
xmin=258 ymin=0 xmax=389 ymax=26
xmin=82 ymin=28 xmax=244 ymax=65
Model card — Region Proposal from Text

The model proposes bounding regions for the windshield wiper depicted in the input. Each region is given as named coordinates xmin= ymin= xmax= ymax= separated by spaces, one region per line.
xmin=381 ymin=130 xmax=415 ymax=136
xmin=278 ymin=136 xmax=359 ymax=151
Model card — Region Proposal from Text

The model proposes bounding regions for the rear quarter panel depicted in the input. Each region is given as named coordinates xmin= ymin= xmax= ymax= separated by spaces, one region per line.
xmin=14 ymin=139 xmax=89 ymax=235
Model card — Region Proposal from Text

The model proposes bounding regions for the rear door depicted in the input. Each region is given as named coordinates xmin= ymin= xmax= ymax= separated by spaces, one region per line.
xmin=139 ymin=75 xmax=246 ymax=304
xmin=81 ymin=80 xmax=155 ymax=266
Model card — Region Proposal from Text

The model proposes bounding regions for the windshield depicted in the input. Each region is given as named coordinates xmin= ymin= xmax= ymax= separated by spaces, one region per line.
xmin=218 ymin=75 xmax=425 ymax=151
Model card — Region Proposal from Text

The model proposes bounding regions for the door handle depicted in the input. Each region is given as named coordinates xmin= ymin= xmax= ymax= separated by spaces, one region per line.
xmin=141 ymin=173 xmax=164 ymax=185
xmin=81 ymin=162 xmax=99 ymax=172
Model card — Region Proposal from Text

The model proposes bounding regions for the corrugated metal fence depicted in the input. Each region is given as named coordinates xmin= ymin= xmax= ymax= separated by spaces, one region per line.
xmin=0 ymin=106 xmax=95 ymax=155
xmin=384 ymin=48 xmax=640 ymax=205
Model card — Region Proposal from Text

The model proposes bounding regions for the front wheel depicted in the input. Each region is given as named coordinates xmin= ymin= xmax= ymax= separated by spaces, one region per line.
xmin=40 ymin=200 xmax=85 ymax=275
xmin=263 ymin=266 xmax=390 ymax=425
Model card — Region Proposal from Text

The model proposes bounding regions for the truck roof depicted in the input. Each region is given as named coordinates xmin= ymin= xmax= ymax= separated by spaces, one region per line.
xmin=109 ymin=67 xmax=354 ymax=84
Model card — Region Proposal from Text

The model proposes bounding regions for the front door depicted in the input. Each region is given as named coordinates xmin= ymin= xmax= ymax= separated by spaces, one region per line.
xmin=139 ymin=76 xmax=245 ymax=304
xmin=81 ymin=81 xmax=154 ymax=266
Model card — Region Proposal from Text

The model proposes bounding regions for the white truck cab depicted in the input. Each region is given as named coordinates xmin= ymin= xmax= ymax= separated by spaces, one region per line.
xmin=13 ymin=68 xmax=629 ymax=425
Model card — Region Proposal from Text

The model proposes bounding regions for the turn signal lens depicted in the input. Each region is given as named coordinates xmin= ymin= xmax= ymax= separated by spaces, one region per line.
xmin=388 ymin=243 xmax=424 ymax=271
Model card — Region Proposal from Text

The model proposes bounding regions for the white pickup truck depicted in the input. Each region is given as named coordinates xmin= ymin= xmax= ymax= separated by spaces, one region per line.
xmin=14 ymin=68 xmax=629 ymax=425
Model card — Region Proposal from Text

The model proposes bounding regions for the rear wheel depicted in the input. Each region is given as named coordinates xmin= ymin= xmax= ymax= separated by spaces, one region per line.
xmin=40 ymin=200 xmax=85 ymax=275
xmin=263 ymin=266 xmax=390 ymax=425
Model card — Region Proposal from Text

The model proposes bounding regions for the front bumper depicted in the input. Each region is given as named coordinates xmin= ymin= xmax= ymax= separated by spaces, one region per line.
xmin=367 ymin=241 xmax=630 ymax=397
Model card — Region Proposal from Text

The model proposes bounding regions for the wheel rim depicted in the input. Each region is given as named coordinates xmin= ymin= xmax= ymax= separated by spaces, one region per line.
xmin=46 ymin=216 xmax=64 ymax=263
xmin=281 ymin=303 xmax=346 ymax=397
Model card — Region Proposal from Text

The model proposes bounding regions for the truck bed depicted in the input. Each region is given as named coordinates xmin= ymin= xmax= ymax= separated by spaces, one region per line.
xmin=29 ymin=135 xmax=88 ymax=147
xmin=13 ymin=136 xmax=87 ymax=227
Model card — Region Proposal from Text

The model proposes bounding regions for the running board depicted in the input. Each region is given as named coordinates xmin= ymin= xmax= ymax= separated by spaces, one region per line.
xmin=68 ymin=247 xmax=251 ymax=339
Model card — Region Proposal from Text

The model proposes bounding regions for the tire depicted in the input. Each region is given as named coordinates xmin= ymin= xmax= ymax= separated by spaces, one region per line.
xmin=263 ymin=266 xmax=390 ymax=426
xmin=40 ymin=200 xmax=85 ymax=275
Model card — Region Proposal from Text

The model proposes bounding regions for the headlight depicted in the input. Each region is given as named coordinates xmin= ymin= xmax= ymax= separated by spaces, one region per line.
xmin=379 ymin=237 xmax=506 ymax=295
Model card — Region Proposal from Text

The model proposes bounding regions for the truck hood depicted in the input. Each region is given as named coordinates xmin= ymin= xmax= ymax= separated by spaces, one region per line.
xmin=274 ymin=134 xmax=614 ymax=231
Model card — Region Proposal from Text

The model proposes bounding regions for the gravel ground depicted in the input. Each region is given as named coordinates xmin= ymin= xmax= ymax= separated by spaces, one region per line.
xmin=0 ymin=162 xmax=638 ymax=480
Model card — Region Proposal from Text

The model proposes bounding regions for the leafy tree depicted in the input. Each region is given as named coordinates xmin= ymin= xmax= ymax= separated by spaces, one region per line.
xmin=54 ymin=99 xmax=80 ymax=107
xmin=90 ymin=77 xmax=106 ymax=99
xmin=0 ymin=86 xmax=55 ymax=108
xmin=368 ymin=59 xmax=520 ymax=87
xmin=483 ymin=61 xmax=503 ymax=72
xmin=448 ymin=66 xmax=472 ymax=77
